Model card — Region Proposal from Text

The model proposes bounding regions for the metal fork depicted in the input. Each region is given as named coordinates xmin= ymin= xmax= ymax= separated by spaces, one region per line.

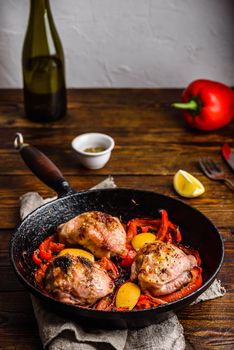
xmin=199 ymin=158 xmax=234 ymax=191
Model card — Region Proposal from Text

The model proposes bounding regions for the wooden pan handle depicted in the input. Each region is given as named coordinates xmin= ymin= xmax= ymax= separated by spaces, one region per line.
xmin=14 ymin=133 xmax=72 ymax=196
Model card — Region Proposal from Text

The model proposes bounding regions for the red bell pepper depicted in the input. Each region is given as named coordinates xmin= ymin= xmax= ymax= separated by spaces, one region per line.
xmin=38 ymin=236 xmax=65 ymax=262
xmin=157 ymin=209 xmax=169 ymax=241
xmin=32 ymin=236 xmax=65 ymax=288
xmin=32 ymin=249 xmax=42 ymax=265
xmin=120 ymin=249 xmax=137 ymax=268
xmin=172 ymin=79 xmax=234 ymax=131
xmin=135 ymin=294 xmax=167 ymax=310
xmin=126 ymin=210 xmax=181 ymax=247
xmin=168 ymin=222 xmax=182 ymax=243
xmin=126 ymin=218 xmax=161 ymax=243
xmin=39 ymin=236 xmax=53 ymax=261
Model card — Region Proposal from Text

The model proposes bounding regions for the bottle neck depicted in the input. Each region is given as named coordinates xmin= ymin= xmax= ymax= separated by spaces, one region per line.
xmin=30 ymin=0 xmax=51 ymax=14
xmin=27 ymin=0 xmax=57 ymax=56
xmin=29 ymin=0 xmax=53 ymax=24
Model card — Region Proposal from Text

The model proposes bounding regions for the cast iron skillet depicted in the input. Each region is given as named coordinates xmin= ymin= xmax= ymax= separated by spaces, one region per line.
xmin=10 ymin=133 xmax=224 ymax=329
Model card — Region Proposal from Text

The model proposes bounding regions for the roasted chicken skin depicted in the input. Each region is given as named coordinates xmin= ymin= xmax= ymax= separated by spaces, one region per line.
xmin=44 ymin=254 xmax=114 ymax=306
xmin=130 ymin=241 xmax=197 ymax=296
xmin=57 ymin=211 xmax=127 ymax=258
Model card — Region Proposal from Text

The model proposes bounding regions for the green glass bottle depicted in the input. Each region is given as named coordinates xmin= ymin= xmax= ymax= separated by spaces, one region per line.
xmin=22 ymin=0 xmax=67 ymax=122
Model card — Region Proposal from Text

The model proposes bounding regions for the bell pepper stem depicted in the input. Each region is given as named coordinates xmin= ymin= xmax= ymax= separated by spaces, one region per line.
xmin=172 ymin=99 xmax=198 ymax=111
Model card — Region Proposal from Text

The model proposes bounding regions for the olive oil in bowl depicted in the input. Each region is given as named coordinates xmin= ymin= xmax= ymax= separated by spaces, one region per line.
xmin=71 ymin=133 xmax=115 ymax=169
xmin=83 ymin=147 xmax=106 ymax=153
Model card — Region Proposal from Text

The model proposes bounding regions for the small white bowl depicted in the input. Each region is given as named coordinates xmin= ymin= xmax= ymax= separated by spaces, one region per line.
xmin=71 ymin=133 xmax=115 ymax=169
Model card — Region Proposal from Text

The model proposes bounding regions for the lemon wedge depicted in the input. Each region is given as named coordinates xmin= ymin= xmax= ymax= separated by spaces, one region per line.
xmin=173 ymin=170 xmax=205 ymax=198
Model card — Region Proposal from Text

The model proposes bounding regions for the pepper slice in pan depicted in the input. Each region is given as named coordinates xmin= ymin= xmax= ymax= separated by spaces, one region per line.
xmin=126 ymin=218 xmax=161 ymax=243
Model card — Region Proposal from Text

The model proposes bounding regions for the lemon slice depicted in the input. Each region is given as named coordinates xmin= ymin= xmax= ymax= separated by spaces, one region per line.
xmin=58 ymin=248 xmax=95 ymax=262
xmin=115 ymin=282 xmax=141 ymax=310
xmin=131 ymin=233 xmax=156 ymax=251
xmin=173 ymin=170 xmax=205 ymax=198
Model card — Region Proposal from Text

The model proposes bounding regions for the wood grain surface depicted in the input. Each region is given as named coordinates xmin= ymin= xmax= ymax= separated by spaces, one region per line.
xmin=0 ymin=89 xmax=233 ymax=349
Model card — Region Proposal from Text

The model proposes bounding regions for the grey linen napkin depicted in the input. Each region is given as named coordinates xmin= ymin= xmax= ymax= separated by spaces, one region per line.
xmin=20 ymin=177 xmax=226 ymax=350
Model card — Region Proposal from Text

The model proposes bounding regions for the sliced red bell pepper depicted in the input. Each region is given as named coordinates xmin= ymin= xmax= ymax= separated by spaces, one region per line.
xmin=49 ymin=241 xmax=65 ymax=252
xmin=135 ymin=295 xmax=152 ymax=309
xmin=126 ymin=218 xmax=161 ymax=243
xmin=120 ymin=249 xmax=137 ymax=268
xmin=141 ymin=226 xmax=150 ymax=233
xmin=39 ymin=249 xmax=52 ymax=261
xmin=39 ymin=236 xmax=53 ymax=261
xmin=156 ymin=209 xmax=169 ymax=241
xmin=135 ymin=294 xmax=167 ymax=310
xmin=38 ymin=235 xmax=64 ymax=262
xmin=168 ymin=222 xmax=182 ymax=243
xmin=165 ymin=232 xmax=173 ymax=244
xmin=159 ymin=266 xmax=202 ymax=303
xmin=32 ymin=249 xmax=42 ymax=265
xmin=33 ymin=235 xmax=65 ymax=289
xmin=126 ymin=210 xmax=174 ymax=245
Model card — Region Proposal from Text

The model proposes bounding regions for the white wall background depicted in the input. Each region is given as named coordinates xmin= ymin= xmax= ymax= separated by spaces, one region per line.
xmin=0 ymin=0 xmax=233 ymax=88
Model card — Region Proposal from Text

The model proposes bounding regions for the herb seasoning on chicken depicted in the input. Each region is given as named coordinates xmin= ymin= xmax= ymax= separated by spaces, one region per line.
xmin=130 ymin=241 xmax=198 ymax=296
xmin=44 ymin=255 xmax=115 ymax=306
xmin=57 ymin=211 xmax=127 ymax=258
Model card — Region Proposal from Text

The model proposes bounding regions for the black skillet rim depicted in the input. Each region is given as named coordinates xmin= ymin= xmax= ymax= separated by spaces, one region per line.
xmin=10 ymin=187 xmax=224 ymax=316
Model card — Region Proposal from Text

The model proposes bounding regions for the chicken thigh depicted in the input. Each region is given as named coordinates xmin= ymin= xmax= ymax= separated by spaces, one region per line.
xmin=130 ymin=241 xmax=197 ymax=296
xmin=57 ymin=211 xmax=127 ymax=258
xmin=44 ymin=254 xmax=114 ymax=306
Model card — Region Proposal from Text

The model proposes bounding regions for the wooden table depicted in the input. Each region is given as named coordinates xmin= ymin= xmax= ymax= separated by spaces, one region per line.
xmin=0 ymin=89 xmax=233 ymax=349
